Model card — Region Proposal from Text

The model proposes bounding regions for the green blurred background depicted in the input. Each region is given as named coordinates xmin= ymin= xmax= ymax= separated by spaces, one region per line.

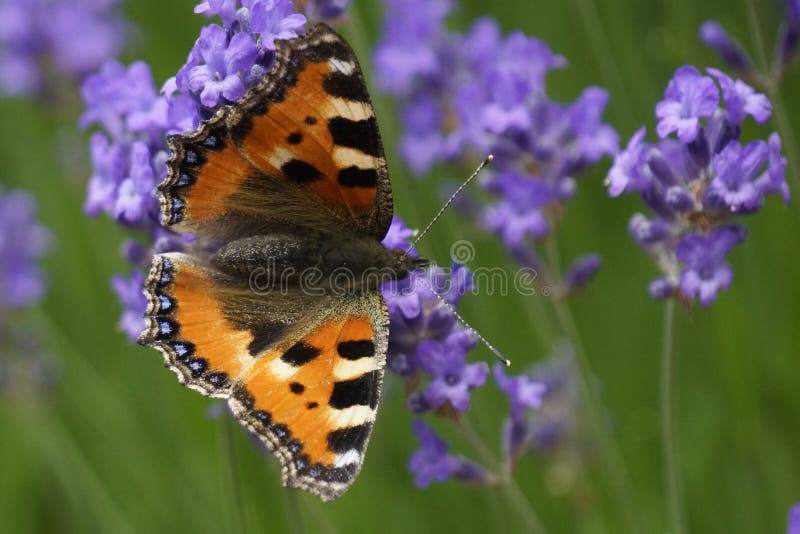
xmin=1 ymin=0 xmax=798 ymax=532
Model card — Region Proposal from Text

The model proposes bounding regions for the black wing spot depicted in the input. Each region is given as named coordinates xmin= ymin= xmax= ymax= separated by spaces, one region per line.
xmin=290 ymin=382 xmax=305 ymax=394
xmin=281 ymin=343 xmax=321 ymax=366
xmin=328 ymin=117 xmax=380 ymax=158
xmin=327 ymin=424 xmax=372 ymax=453
xmin=323 ymin=71 xmax=370 ymax=103
xmin=306 ymin=402 xmax=319 ymax=410
xmin=338 ymin=167 xmax=378 ymax=188
xmin=287 ymin=132 xmax=303 ymax=144
xmin=304 ymin=116 xmax=317 ymax=125
xmin=329 ymin=371 xmax=380 ymax=409
xmin=337 ymin=340 xmax=375 ymax=360
xmin=303 ymin=38 xmax=351 ymax=63
xmin=281 ymin=159 xmax=323 ymax=183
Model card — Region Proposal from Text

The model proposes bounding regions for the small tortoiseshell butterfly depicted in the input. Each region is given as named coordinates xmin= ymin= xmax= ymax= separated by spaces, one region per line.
xmin=138 ymin=23 xmax=428 ymax=501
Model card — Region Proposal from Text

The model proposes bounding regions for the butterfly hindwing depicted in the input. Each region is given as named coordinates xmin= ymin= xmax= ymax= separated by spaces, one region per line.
xmin=228 ymin=293 xmax=388 ymax=501
xmin=159 ymin=23 xmax=392 ymax=242
xmin=140 ymin=251 xmax=389 ymax=500
xmin=139 ymin=252 xmax=257 ymax=397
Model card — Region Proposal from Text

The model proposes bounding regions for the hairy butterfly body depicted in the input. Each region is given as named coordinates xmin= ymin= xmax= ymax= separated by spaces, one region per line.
xmin=138 ymin=23 xmax=427 ymax=501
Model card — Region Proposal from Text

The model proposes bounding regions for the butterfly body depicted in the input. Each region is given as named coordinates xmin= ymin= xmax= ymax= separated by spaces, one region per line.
xmin=138 ymin=23 xmax=425 ymax=501
xmin=213 ymin=233 xmax=426 ymax=293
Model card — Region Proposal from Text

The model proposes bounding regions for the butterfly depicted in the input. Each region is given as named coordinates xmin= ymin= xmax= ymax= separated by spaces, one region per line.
xmin=138 ymin=23 xmax=427 ymax=501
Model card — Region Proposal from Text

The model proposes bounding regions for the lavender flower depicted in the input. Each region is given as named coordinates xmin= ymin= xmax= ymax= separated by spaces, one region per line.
xmin=676 ymin=226 xmax=746 ymax=306
xmin=187 ymin=25 xmax=258 ymax=107
xmin=408 ymin=419 xmax=490 ymax=488
xmin=180 ymin=0 xmax=305 ymax=107
xmin=374 ymin=6 xmax=616 ymax=284
xmin=0 ymin=188 xmax=51 ymax=311
xmin=301 ymin=0 xmax=351 ymax=22
xmin=494 ymin=365 xmax=547 ymax=420
xmin=494 ymin=343 xmax=586 ymax=473
xmin=698 ymin=21 xmax=754 ymax=76
xmin=655 ymin=66 xmax=719 ymax=143
xmin=789 ymin=504 xmax=800 ymax=534
xmin=606 ymin=65 xmax=789 ymax=306
xmin=416 ymin=330 xmax=486 ymax=412
xmin=0 ymin=0 xmax=130 ymax=97
xmin=700 ymin=1 xmax=800 ymax=84
xmin=381 ymin=258 xmax=475 ymax=379
xmin=81 ymin=60 xmax=170 ymax=227
xmin=111 ymin=271 xmax=147 ymax=341
xmin=562 ymin=254 xmax=602 ymax=294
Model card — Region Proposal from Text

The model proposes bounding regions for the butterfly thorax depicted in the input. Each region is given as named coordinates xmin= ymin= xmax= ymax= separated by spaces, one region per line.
xmin=213 ymin=234 xmax=428 ymax=294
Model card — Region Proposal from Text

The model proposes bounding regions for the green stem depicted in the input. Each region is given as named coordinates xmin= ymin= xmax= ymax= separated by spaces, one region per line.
xmin=660 ymin=299 xmax=684 ymax=534
xmin=767 ymin=88 xmax=800 ymax=198
xmin=460 ymin=418 xmax=547 ymax=534
xmin=286 ymin=490 xmax=306 ymax=534
xmin=543 ymin=237 xmax=642 ymax=533
xmin=220 ymin=413 xmax=249 ymax=534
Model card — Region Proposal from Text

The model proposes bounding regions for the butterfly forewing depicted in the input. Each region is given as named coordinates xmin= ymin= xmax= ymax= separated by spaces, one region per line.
xmin=159 ymin=23 xmax=393 ymax=242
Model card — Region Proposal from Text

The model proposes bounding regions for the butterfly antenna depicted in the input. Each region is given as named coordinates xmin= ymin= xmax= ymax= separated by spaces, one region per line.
xmin=416 ymin=275 xmax=511 ymax=367
xmin=404 ymin=155 xmax=494 ymax=256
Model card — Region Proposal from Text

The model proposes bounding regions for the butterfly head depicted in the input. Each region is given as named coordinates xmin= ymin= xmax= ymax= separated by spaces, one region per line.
xmin=319 ymin=238 xmax=429 ymax=290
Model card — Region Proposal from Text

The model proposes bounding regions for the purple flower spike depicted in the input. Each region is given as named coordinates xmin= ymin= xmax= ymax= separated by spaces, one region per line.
xmin=676 ymin=226 xmax=746 ymax=306
xmin=608 ymin=63 xmax=787 ymax=304
xmin=0 ymin=189 xmax=52 ymax=311
xmin=493 ymin=364 xmax=547 ymax=420
xmin=563 ymin=254 xmax=602 ymax=292
xmin=111 ymin=271 xmax=147 ymax=341
xmin=0 ymin=0 xmax=129 ymax=97
xmin=788 ymin=503 xmax=800 ymax=534
xmin=418 ymin=331 xmax=485 ymax=412
xmin=194 ymin=0 xmax=240 ymax=25
xmin=188 ymin=25 xmax=258 ymax=107
xmin=699 ymin=21 xmax=754 ymax=75
xmin=373 ymin=0 xmax=452 ymax=94
xmin=114 ymin=142 xmax=158 ymax=223
xmin=777 ymin=0 xmax=800 ymax=70
xmin=649 ymin=277 xmax=675 ymax=300
xmin=381 ymin=216 xmax=416 ymax=251
xmin=656 ymin=66 xmax=719 ymax=143
xmin=707 ymin=68 xmax=771 ymax=125
xmin=705 ymin=139 xmax=768 ymax=213
xmin=607 ymin=128 xmax=651 ymax=197
xmin=755 ymin=133 xmax=790 ymax=204
xmin=408 ymin=420 xmax=489 ymax=487
xmin=375 ymin=8 xmax=612 ymax=275
xmin=249 ymin=0 xmax=307 ymax=50
xmin=304 ymin=0 xmax=351 ymax=21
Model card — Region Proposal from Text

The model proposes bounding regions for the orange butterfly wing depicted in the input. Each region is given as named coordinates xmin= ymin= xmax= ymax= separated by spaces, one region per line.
xmin=159 ymin=23 xmax=392 ymax=242
xmin=139 ymin=253 xmax=388 ymax=501
xmin=230 ymin=301 xmax=387 ymax=501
